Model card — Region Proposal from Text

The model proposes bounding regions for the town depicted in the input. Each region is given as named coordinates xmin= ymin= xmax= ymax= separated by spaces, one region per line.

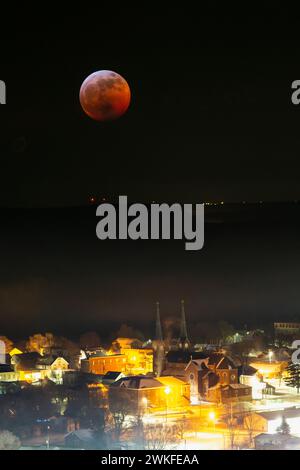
xmin=0 ymin=301 xmax=300 ymax=450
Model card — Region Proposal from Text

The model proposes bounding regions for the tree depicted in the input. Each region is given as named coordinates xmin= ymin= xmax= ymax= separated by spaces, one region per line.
xmin=115 ymin=324 xmax=144 ymax=342
xmin=224 ymin=403 xmax=238 ymax=450
xmin=284 ymin=363 xmax=300 ymax=393
xmin=242 ymin=407 xmax=257 ymax=449
xmin=0 ymin=430 xmax=21 ymax=450
xmin=79 ymin=331 xmax=101 ymax=349
xmin=276 ymin=416 xmax=291 ymax=436
xmin=230 ymin=340 xmax=253 ymax=365
xmin=108 ymin=391 xmax=134 ymax=443
xmin=217 ymin=321 xmax=235 ymax=344
xmin=143 ymin=424 xmax=179 ymax=450
xmin=26 ymin=333 xmax=54 ymax=354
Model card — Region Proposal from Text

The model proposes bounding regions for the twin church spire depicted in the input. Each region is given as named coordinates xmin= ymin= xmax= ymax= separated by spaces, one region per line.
xmin=155 ymin=299 xmax=190 ymax=350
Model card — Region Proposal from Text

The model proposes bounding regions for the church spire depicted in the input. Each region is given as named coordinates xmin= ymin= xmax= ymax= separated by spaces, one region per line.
xmin=155 ymin=301 xmax=163 ymax=341
xmin=178 ymin=299 xmax=190 ymax=349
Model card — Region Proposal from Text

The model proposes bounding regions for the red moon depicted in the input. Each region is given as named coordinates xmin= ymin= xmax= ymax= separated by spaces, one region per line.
xmin=79 ymin=70 xmax=131 ymax=121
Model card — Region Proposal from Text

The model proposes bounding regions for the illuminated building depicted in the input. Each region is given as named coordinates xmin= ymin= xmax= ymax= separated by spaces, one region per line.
xmin=10 ymin=352 xmax=70 ymax=384
xmin=245 ymin=409 xmax=300 ymax=436
xmin=89 ymin=354 xmax=126 ymax=375
xmin=0 ymin=364 xmax=19 ymax=382
xmin=239 ymin=364 xmax=267 ymax=399
xmin=109 ymin=375 xmax=190 ymax=414
xmin=88 ymin=348 xmax=153 ymax=376
xmin=9 ymin=347 xmax=23 ymax=356
xmin=249 ymin=359 xmax=288 ymax=380
xmin=221 ymin=383 xmax=252 ymax=402
xmin=206 ymin=353 xmax=238 ymax=385
xmin=163 ymin=350 xmax=241 ymax=403
xmin=274 ymin=322 xmax=300 ymax=336
xmin=121 ymin=348 xmax=153 ymax=374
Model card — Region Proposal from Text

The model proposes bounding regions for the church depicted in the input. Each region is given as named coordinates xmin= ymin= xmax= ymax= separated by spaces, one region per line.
xmin=152 ymin=301 xmax=250 ymax=404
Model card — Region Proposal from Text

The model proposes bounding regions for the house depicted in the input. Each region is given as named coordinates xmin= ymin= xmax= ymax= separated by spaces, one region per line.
xmin=254 ymin=432 xmax=300 ymax=450
xmin=11 ymin=352 xmax=47 ymax=382
xmin=221 ymin=383 xmax=252 ymax=403
xmin=109 ymin=375 xmax=190 ymax=414
xmin=0 ymin=363 xmax=20 ymax=382
xmin=249 ymin=357 xmax=288 ymax=381
xmin=88 ymin=349 xmax=153 ymax=376
xmin=37 ymin=355 xmax=69 ymax=383
xmin=64 ymin=429 xmax=103 ymax=449
xmin=88 ymin=354 xmax=126 ymax=375
xmin=238 ymin=364 xmax=267 ymax=399
xmin=245 ymin=408 xmax=300 ymax=435
xmin=10 ymin=353 xmax=69 ymax=383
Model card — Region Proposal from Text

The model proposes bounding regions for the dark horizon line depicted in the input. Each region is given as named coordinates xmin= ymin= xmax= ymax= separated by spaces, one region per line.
xmin=1 ymin=199 xmax=300 ymax=211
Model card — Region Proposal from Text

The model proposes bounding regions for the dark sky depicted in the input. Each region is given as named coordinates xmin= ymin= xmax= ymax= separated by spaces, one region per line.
xmin=1 ymin=6 xmax=300 ymax=340
xmin=0 ymin=6 xmax=300 ymax=207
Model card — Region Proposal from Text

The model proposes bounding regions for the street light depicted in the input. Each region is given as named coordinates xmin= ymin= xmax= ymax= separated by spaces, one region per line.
xmin=208 ymin=411 xmax=216 ymax=432
xmin=164 ymin=386 xmax=171 ymax=423
xmin=268 ymin=350 xmax=273 ymax=363
xmin=142 ymin=396 xmax=148 ymax=415
xmin=46 ymin=425 xmax=50 ymax=449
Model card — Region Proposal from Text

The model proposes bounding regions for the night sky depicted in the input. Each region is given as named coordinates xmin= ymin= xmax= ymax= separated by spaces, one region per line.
xmin=0 ymin=6 xmax=300 ymax=339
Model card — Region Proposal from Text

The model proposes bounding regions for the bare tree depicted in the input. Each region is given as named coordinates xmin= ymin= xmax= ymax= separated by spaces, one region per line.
xmin=224 ymin=403 xmax=238 ymax=450
xmin=143 ymin=424 xmax=180 ymax=450
xmin=108 ymin=391 xmax=134 ymax=444
xmin=243 ymin=409 xmax=256 ymax=448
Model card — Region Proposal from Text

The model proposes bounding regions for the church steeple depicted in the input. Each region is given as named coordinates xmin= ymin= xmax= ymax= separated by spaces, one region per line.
xmin=178 ymin=299 xmax=190 ymax=350
xmin=155 ymin=301 xmax=163 ymax=341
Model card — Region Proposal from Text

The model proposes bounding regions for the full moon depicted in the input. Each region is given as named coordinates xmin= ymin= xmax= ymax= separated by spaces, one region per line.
xmin=79 ymin=70 xmax=131 ymax=122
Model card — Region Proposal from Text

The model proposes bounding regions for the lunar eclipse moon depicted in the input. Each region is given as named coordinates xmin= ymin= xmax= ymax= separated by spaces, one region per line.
xmin=79 ymin=70 xmax=131 ymax=122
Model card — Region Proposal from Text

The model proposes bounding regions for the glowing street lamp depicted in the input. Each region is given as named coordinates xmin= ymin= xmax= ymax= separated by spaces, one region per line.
xmin=164 ymin=386 xmax=171 ymax=423
xmin=209 ymin=411 xmax=216 ymax=432
xmin=46 ymin=425 xmax=50 ymax=449
xmin=142 ymin=396 xmax=148 ymax=415
xmin=268 ymin=350 xmax=274 ymax=363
